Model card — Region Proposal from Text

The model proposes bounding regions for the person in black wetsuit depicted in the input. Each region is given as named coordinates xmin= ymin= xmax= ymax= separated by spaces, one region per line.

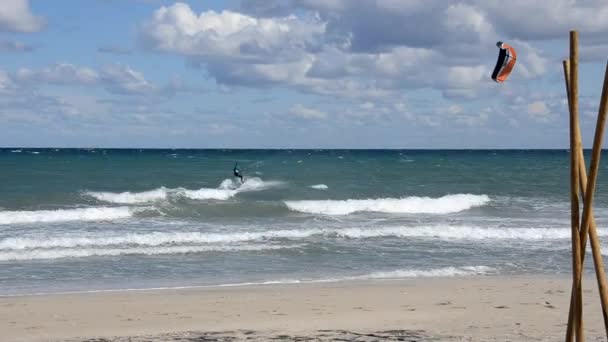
xmin=233 ymin=162 xmax=244 ymax=183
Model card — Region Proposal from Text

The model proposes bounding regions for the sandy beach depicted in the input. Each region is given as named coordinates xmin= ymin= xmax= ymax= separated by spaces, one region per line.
xmin=1 ymin=276 xmax=605 ymax=341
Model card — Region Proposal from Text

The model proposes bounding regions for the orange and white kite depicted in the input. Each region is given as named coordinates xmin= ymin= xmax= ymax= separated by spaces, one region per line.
xmin=492 ymin=42 xmax=517 ymax=83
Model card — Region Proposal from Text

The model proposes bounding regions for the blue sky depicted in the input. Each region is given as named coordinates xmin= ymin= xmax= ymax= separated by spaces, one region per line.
xmin=1 ymin=0 xmax=608 ymax=148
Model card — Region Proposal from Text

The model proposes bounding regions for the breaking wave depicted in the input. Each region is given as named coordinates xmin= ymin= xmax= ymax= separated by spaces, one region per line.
xmin=85 ymin=188 xmax=169 ymax=204
xmin=85 ymin=177 xmax=283 ymax=203
xmin=354 ymin=266 xmax=494 ymax=279
xmin=0 ymin=244 xmax=294 ymax=261
xmin=0 ymin=225 xmax=585 ymax=252
xmin=218 ymin=266 xmax=495 ymax=285
xmin=0 ymin=207 xmax=133 ymax=225
xmin=284 ymin=194 xmax=490 ymax=215
xmin=310 ymin=184 xmax=328 ymax=190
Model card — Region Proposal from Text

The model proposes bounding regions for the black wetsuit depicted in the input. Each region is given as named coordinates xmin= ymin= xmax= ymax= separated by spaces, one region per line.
xmin=233 ymin=163 xmax=244 ymax=183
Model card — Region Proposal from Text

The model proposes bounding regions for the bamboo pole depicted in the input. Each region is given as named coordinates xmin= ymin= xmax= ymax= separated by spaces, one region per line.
xmin=566 ymin=30 xmax=584 ymax=342
xmin=577 ymin=59 xmax=608 ymax=336
xmin=564 ymin=59 xmax=575 ymax=342
xmin=564 ymin=59 xmax=608 ymax=338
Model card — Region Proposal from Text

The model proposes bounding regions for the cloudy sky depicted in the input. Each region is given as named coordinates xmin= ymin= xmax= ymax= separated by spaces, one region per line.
xmin=1 ymin=0 xmax=608 ymax=148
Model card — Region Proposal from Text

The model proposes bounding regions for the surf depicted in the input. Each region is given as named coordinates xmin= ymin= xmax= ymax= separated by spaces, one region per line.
xmin=84 ymin=177 xmax=284 ymax=203
xmin=284 ymin=194 xmax=490 ymax=215
xmin=0 ymin=207 xmax=133 ymax=225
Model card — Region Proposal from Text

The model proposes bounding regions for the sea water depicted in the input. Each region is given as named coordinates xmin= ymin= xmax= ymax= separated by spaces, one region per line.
xmin=1 ymin=149 xmax=606 ymax=295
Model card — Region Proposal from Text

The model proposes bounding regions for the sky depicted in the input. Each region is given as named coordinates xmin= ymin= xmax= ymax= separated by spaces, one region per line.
xmin=1 ymin=0 xmax=608 ymax=148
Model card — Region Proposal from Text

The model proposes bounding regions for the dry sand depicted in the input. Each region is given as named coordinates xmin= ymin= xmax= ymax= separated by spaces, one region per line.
xmin=1 ymin=276 xmax=605 ymax=341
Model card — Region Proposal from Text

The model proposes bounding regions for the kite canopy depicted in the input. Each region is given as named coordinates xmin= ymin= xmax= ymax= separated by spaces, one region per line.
xmin=492 ymin=42 xmax=517 ymax=83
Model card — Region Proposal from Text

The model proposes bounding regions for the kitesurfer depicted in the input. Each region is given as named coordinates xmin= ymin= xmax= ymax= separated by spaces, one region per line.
xmin=233 ymin=162 xmax=244 ymax=183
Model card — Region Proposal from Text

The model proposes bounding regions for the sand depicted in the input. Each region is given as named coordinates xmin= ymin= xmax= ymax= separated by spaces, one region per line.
xmin=1 ymin=276 xmax=605 ymax=341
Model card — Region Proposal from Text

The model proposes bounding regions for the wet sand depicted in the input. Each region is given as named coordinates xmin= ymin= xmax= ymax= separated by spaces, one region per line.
xmin=1 ymin=276 xmax=604 ymax=341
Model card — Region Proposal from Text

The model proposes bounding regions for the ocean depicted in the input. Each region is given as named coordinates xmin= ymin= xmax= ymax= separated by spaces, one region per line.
xmin=1 ymin=148 xmax=607 ymax=295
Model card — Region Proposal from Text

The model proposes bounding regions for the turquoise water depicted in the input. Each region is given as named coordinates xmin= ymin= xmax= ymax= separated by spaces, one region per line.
xmin=1 ymin=148 xmax=607 ymax=295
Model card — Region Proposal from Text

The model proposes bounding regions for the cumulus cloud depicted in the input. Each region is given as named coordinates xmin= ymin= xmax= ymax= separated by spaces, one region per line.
xmin=140 ymin=1 xmax=559 ymax=102
xmin=100 ymin=64 xmax=156 ymax=95
xmin=15 ymin=63 xmax=99 ymax=85
xmin=0 ymin=0 xmax=45 ymax=32
xmin=290 ymin=103 xmax=327 ymax=119
xmin=472 ymin=0 xmax=608 ymax=41
xmin=526 ymin=100 xmax=555 ymax=122
xmin=0 ymin=70 xmax=15 ymax=94
xmin=141 ymin=3 xmax=324 ymax=63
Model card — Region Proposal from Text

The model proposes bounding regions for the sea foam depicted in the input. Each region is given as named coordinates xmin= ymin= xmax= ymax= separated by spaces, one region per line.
xmin=0 ymin=225 xmax=582 ymax=251
xmin=0 ymin=244 xmax=293 ymax=261
xmin=0 ymin=207 xmax=133 ymax=225
xmin=85 ymin=188 xmax=169 ymax=204
xmin=85 ymin=177 xmax=283 ymax=203
xmin=310 ymin=184 xmax=328 ymax=190
xmin=284 ymin=194 xmax=490 ymax=215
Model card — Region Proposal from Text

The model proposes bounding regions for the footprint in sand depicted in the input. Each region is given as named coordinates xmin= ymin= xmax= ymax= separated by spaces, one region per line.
xmin=544 ymin=301 xmax=556 ymax=309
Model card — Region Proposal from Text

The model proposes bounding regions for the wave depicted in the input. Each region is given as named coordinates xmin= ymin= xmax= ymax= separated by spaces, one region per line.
xmin=284 ymin=194 xmax=490 ymax=215
xmin=220 ymin=266 xmax=494 ymax=285
xmin=334 ymin=226 xmax=589 ymax=240
xmin=0 ymin=230 xmax=324 ymax=250
xmin=177 ymin=188 xmax=237 ymax=200
xmin=2 ymin=265 xmax=494 ymax=296
xmin=0 ymin=244 xmax=294 ymax=261
xmin=0 ymin=207 xmax=133 ymax=225
xmin=310 ymin=184 xmax=328 ymax=190
xmin=1 ymin=225 xmax=587 ymax=251
xmin=85 ymin=188 xmax=169 ymax=204
xmin=85 ymin=177 xmax=283 ymax=203
xmin=352 ymin=266 xmax=494 ymax=279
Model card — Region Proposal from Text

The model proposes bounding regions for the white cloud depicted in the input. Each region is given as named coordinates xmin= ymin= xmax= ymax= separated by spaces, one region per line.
xmin=142 ymin=1 xmax=538 ymax=100
xmin=290 ymin=104 xmax=327 ymax=119
xmin=142 ymin=3 xmax=324 ymax=63
xmin=7 ymin=63 xmax=172 ymax=97
xmin=472 ymin=0 xmax=608 ymax=41
xmin=0 ymin=70 xmax=15 ymax=94
xmin=0 ymin=0 xmax=45 ymax=32
xmin=15 ymin=64 xmax=99 ymax=85
xmin=100 ymin=64 xmax=156 ymax=95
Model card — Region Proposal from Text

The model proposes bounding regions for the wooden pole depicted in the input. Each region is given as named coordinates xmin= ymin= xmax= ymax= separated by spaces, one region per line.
xmin=564 ymin=59 xmax=608 ymax=338
xmin=563 ymin=59 xmax=575 ymax=342
xmin=577 ymin=60 xmax=608 ymax=336
xmin=567 ymin=30 xmax=584 ymax=342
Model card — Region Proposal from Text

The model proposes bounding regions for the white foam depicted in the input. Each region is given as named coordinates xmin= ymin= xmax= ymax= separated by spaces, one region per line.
xmin=284 ymin=194 xmax=490 ymax=215
xmin=85 ymin=188 xmax=169 ymax=204
xmin=0 ymin=207 xmax=133 ymax=225
xmin=310 ymin=184 xmax=328 ymax=190
xmin=179 ymin=188 xmax=237 ymax=200
xmin=358 ymin=266 xmax=494 ymax=279
xmin=0 ymin=244 xmax=291 ymax=261
xmin=1 ymin=225 xmax=582 ymax=252
xmin=0 ymin=267 xmax=491 ymax=296
xmin=0 ymin=229 xmax=325 ymax=250
xmin=222 ymin=266 xmax=494 ymax=285
xmin=334 ymin=226 xmax=586 ymax=240
xmin=86 ymin=178 xmax=284 ymax=203
xmin=180 ymin=177 xmax=283 ymax=200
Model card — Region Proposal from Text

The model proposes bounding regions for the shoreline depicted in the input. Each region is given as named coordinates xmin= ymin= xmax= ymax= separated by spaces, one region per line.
xmin=1 ymin=271 xmax=501 ymax=298
xmin=2 ymin=275 xmax=605 ymax=341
